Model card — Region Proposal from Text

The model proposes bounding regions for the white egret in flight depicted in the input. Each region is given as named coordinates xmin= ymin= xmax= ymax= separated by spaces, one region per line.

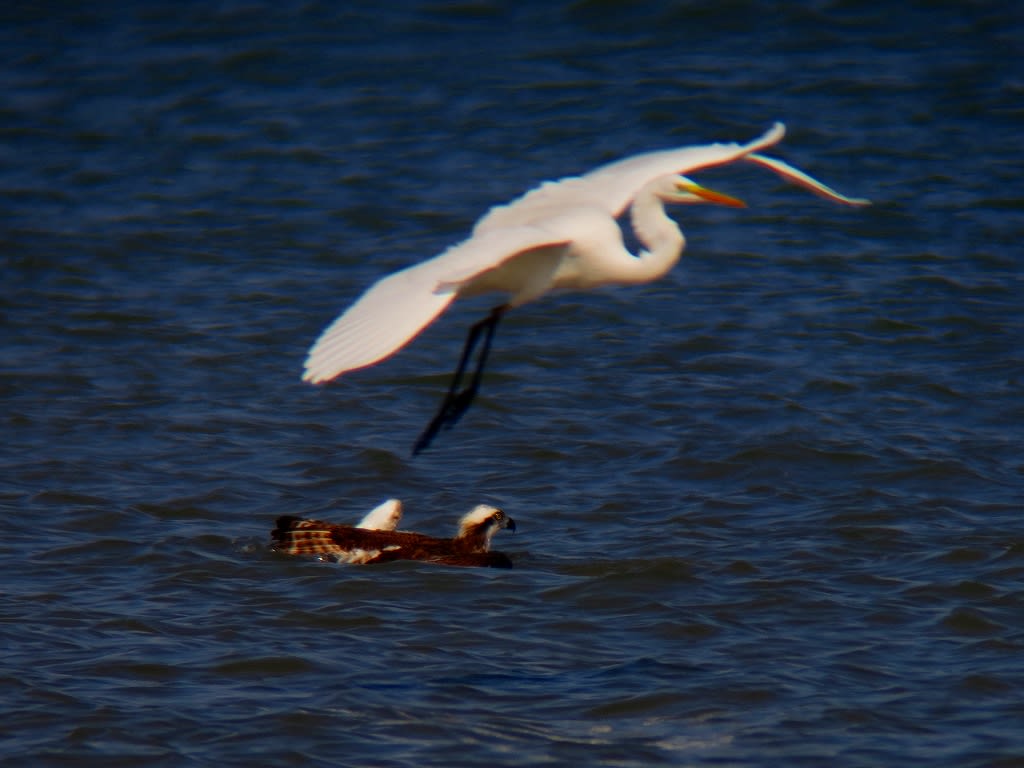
xmin=303 ymin=123 xmax=869 ymax=454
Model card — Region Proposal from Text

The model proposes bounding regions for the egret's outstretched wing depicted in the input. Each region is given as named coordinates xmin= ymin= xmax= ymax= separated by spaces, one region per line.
xmin=303 ymin=225 xmax=570 ymax=383
xmin=476 ymin=123 xmax=787 ymax=232
xmin=744 ymin=153 xmax=870 ymax=206
xmin=579 ymin=122 xmax=788 ymax=216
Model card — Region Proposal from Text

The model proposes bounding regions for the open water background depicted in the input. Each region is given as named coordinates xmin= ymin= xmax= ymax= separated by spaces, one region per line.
xmin=3 ymin=2 xmax=1023 ymax=765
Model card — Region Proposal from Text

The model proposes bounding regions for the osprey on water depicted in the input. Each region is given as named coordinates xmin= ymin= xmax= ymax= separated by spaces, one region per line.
xmin=271 ymin=501 xmax=516 ymax=569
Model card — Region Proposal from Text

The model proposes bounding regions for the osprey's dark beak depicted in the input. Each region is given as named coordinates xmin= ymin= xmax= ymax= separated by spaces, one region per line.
xmin=505 ymin=517 xmax=516 ymax=534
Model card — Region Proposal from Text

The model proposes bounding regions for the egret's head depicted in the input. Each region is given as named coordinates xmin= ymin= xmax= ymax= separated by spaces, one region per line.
xmin=658 ymin=174 xmax=746 ymax=208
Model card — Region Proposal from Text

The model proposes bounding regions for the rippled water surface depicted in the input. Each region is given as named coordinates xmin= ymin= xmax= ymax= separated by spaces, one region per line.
xmin=3 ymin=2 xmax=1023 ymax=766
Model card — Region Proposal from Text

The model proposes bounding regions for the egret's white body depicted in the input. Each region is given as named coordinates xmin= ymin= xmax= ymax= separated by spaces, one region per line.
xmin=303 ymin=123 xmax=868 ymax=451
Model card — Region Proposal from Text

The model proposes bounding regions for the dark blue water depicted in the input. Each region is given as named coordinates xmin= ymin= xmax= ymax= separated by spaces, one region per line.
xmin=3 ymin=2 xmax=1023 ymax=765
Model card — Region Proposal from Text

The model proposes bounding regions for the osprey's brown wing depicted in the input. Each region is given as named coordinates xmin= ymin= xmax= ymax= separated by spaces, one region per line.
xmin=271 ymin=516 xmax=512 ymax=568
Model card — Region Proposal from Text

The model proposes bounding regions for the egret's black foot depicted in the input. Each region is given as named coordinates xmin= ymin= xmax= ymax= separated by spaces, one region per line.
xmin=412 ymin=388 xmax=478 ymax=456
xmin=410 ymin=306 xmax=504 ymax=456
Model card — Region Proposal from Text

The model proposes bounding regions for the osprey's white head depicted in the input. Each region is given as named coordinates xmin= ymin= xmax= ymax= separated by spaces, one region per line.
xmin=455 ymin=504 xmax=515 ymax=552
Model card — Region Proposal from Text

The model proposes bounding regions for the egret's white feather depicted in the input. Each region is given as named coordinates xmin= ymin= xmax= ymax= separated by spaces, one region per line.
xmin=474 ymin=123 xmax=787 ymax=232
xmin=744 ymin=153 xmax=872 ymax=206
xmin=302 ymin=122 xmax=868 ymax=389
xmin=303 ymin=226 xmax=570 ymax=383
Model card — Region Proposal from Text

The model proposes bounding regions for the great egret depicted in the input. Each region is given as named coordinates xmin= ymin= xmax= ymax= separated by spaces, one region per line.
xmin=303 ymin=122 xmax=869 ymax=453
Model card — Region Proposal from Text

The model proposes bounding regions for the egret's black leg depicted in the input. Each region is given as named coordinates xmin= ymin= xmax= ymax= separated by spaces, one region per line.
xmin=412 ymin=306 xmax=505 ymax=455
xmin=448 ymin=307 xmax=499 ymax=416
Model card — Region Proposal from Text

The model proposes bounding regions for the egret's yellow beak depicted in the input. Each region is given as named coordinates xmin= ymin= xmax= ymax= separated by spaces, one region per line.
xmin=679 ymin=180 xmax=746 ymax=208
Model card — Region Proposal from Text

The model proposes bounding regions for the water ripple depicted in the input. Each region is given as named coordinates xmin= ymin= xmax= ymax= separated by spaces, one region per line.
xmin=3 ymin=1 xmax=1024 ymax=766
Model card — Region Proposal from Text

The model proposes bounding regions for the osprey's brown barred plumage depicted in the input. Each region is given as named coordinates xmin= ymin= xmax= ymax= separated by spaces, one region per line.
xmin=271 ymin=503 xmax=515 ymax=568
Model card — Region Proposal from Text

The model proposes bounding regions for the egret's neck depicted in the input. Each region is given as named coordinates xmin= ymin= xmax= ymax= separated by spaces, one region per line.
xmin=625 ymin=190 xmax=685 ymax=284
